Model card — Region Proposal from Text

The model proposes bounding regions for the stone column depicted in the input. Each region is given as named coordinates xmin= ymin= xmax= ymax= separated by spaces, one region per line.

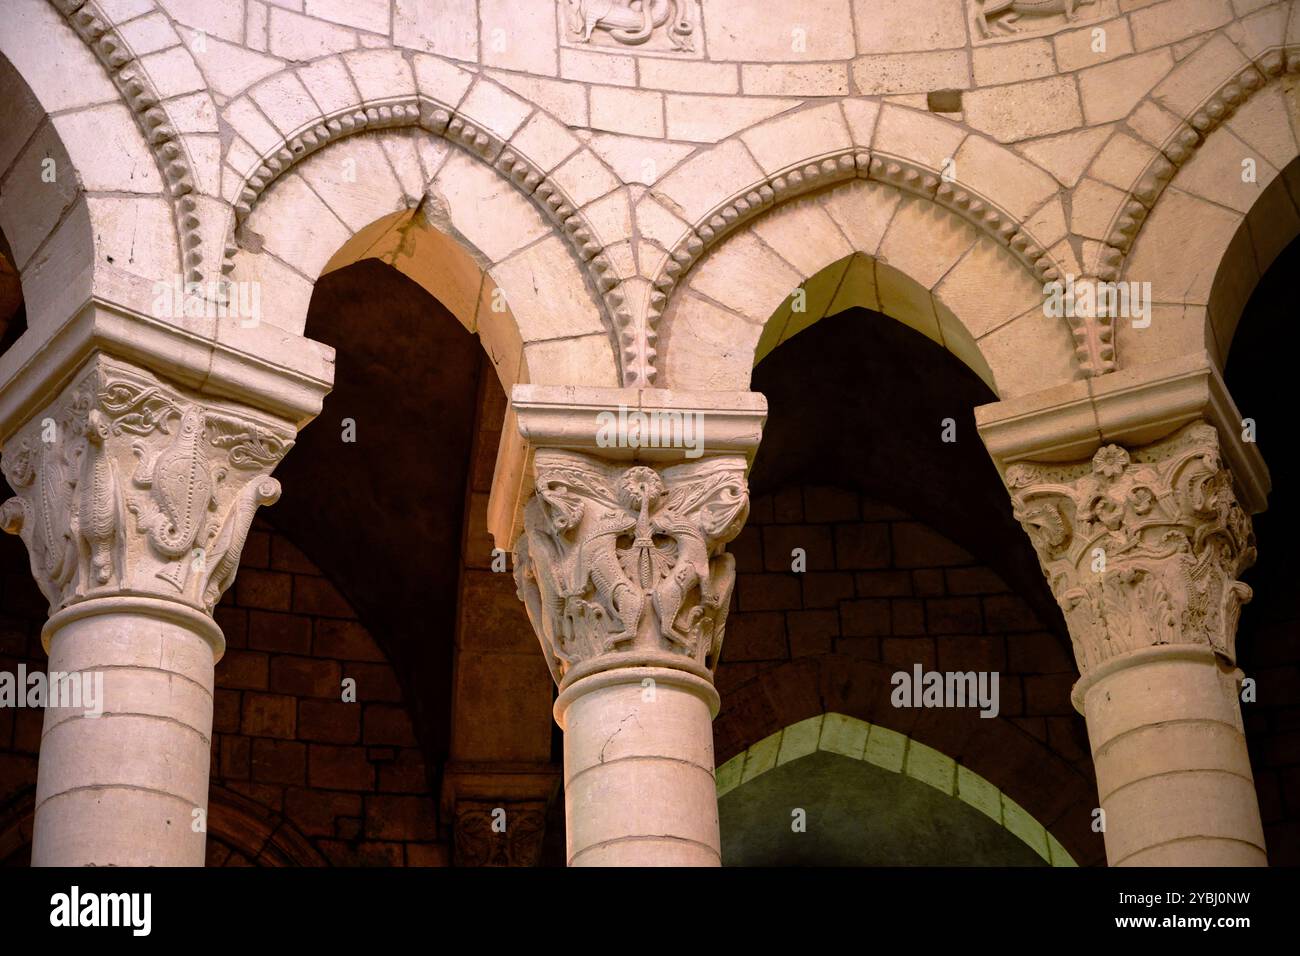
xmin=1000 ymin=420 xmax=1266 ymax=866
xmin=501 ymin=387 xmax=765 ymax=866
xmin=2 ymin=354 xmax=294 ymax=866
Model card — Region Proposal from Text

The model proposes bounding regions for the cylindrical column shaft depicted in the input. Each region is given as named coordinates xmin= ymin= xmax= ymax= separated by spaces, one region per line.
xmin=555 ymin=666 xmax=720 ymax=866
xmin=32 ymin=598 xmax=221 ymax=867
xmin=1079 ymin=646 xmax=1266 ymax=867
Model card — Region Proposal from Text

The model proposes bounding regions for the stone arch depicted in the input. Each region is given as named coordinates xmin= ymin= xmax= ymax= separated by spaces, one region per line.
xmin=0 ymin=0 xmax=185 ymax=335
xmin=222 ymin=58 xmax=627 ymax=390
xmin=205 ymin=785 xmax=328 ymax=867
xmin=643 ymin=102 xmax=1089 ymax=396
xmin=718 ymin=712 xmax=1077 ymax=866
xmin=38 ymin=0 xmax=220 ymax=286
xmin=655 ymin=178 xmax=1075 ymax=398
xmin=1068 ymin=20 xmax=1300 ymax=369
xmin=714 ymin=657 xmax=1103 ymax=865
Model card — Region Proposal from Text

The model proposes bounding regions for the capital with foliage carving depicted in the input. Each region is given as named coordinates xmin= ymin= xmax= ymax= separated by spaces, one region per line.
xmin=1004 ymin=421 xmax=1255 ymax=677
xmin=1 ymin=355 xmax=294 ymax=619
xmin=513 ymin=449 xmax=749 ymax=686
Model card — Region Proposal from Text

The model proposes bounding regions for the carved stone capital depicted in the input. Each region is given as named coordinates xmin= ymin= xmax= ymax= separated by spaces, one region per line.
xmin=453 ymin=800 xmax=548 ymax=867
xmin=1005 ymin=421 xmax=1255 ymax=678
xmin=513 ymin=449 xmax=750 ymax=687
xmin=1 ymin=354 xmax=294 ymax=618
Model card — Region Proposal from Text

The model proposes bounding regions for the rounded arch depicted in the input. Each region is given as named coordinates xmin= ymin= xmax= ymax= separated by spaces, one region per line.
xmin=642 ymin=101 xmax=1083 ymax=396
xmin=222 ymin=60 xmax=628 ymax=391
xmin=718 ymin=712 xmax=1077 ymax=866
xmin=714 ymin=657 xmax=1103 ymax=866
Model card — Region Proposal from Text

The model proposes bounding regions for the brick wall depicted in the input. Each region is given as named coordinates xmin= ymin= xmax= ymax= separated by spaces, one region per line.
xmin=714 ymin=482 xmax=1105 ymax=864
xmin=208 ymin=519 xmax=445 ymax=866
xmin=0 ymin=519 xmax=446 ymax=866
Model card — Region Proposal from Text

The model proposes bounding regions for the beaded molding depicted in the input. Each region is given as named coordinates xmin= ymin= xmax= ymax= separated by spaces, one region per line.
xmin=1097 ymin=46 xmax=1299 ymax=282
xmin=644 ymin=148 xmax=1084 ymax=383
xmin=49 ymin=0 xmax=205 ymax=283
xmin=224 ymin=95 xmax=632 ymax=380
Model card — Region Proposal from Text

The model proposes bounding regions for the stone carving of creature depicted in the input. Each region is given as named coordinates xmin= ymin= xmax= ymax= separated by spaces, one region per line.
xmin=976 ymin=0 xmax=1097 ymax=38
xmin=74 ymin=408 xmax=122 ymax=587
xmin=566 ymin=0 xmax=694 ymax=50
xmin=130 ymin=406 xmax=219 ymax=560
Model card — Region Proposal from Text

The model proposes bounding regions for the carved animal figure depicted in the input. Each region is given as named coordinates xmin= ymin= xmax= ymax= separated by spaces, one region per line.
xmin=651 ymin=517 xmax=715 ymax=650
xmin=566 ymin=0 xmax=693 ymax=49
xmin=75 ymin=409 xmax=121 ymax=586
xmin=976 ymin=0 xmax=1096 ymax=37
xmin=132 ymin=407 xmax=216 ymax=558
xmin=202 ymin=477 xmax=280 ymax=610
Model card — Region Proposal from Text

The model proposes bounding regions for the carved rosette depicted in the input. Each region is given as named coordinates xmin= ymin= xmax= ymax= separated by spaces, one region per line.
xmin=1 ymin=355 xmax=294 ymax=617
xmin=1004 ymin=421 xmax=1256 ymax=677
xmin=513 ymin=450 xmax=749 ymax=685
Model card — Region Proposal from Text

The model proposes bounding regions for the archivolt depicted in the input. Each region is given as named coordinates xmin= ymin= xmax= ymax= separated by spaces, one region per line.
xmin=223 ymin=84 xmax=631 ymax=381
xmin=46 ymin=0 xmax=212 ymax=282
xmin=1097 ymin=44 xmax=1298 ymax=282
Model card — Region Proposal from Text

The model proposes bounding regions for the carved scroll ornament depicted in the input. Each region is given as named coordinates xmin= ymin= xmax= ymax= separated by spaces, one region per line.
xmin=1005 ymin=421 xmax=1255 ymax=677
xmin=2 ymin=356 xmax=293 ymax=616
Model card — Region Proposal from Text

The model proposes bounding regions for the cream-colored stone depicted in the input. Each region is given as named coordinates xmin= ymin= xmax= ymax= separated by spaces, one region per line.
xmin=267 ymin=7 xmax=357 ymax=59
xmin=953 ymin=135 xmax=1062 ymax=219
xmin=1079 ymin=48 xmax=1174 ymax=124
xmin=819 ymin=179 xmax=903 ymax=256
xmin=1129 ymin=0 xmax=1234 ymax=49
xmin=1071 ymin=176 xmax=1129 ymax=239
xmin=1174 ymin=125 xmax=1277 ymax=213
xmin=739 ymin=103 xmax=852 ymax=174
xmin=394 ymin=0 xmax=476 ymax=59
xmin=688 ymin=230 xmax=802 ymax=322
xmin=250 ymin=71 xmax=321 ymax=135
xmin=852 ymin=50 xmax=972 ymax=96
xmin=973 ymin=37 xmax=1057 ymax=86
xmin=1127 ymin=186 xmax=1244 ymax=303
xmin=854 ymin=0 xmax=969 ymax=52
xmin=1054 ymin=17 xmax=1135 ymax=71
xmin=879 ymin=196 xmax=980 ymax=289
xmin=491 ymin=235 xmax=606 ymax=341
xmin=665 ymin=94 xmax=801 ymax=143
xmin=1016 ymin=125 xmax=1114 ymax=187
xmin=741 ymin=62 xmax=850 ymax=97
xmin=652 ymin=139 xmax=765 ymax=224
xmin=1088 ymin=131 xmax=1160 ymax=189
xmin=459 ymin=79 xmax=535 ymax=140
xmin=751 ymin=199 xmax=854 ymax=278
xmin=480 ymin=0 xmax=558 ymax=75
xmin=560 ymin=47 xmax=635 ymax=86
xmin=640 ymin=58 xmax=739 ymax=94
xmin=873 ymin=104 xmax=968 ymax=168
xmin=965 ymin=76 xmax=1085 ymax=142
xmin=704 ymin=0 xmax=856 ymax=61
xmin=590 ymin=86 xmax=666 ymax=138
xmin=588 ymin=134 xmax=695 ymax=187
xmin=304 ymin=0 xmax=388 ymax=34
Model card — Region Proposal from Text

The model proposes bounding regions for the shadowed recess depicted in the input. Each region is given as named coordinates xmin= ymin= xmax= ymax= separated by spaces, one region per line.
xmin=750 ymin=306 xmax=1063 ymax=637
xmin=272 ymin=258 xmax=483 ymax=778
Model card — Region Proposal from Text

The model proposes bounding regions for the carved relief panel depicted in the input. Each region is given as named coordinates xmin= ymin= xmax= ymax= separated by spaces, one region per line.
xmin=558 ymin=0 xmax=704 ymax=57
xmin=968 ymin=0 xmax=1117 ymax=43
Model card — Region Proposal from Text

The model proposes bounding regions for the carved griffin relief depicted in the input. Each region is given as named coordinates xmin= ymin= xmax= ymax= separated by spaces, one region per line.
xmin=513 ymin=450 xmax=749 ymax=684
xmin=1005 ymin=421 xmax=1255 ymax=676
xmin=563 ymin=0 xmax=695 ymax=52
xmin=1 ymin=357 xmax=293 ymax=615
